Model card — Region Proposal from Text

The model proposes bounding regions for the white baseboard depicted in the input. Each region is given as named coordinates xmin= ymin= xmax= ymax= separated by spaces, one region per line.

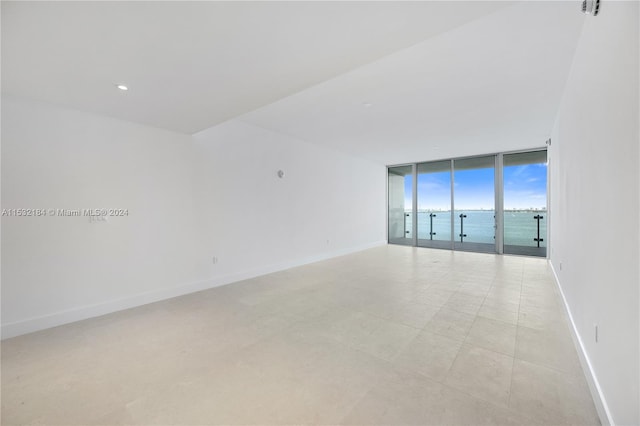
xmin=549 ymin=261 xmax=615 ymax=426
xmin=1 ymin=240 xmax=386 ymax=340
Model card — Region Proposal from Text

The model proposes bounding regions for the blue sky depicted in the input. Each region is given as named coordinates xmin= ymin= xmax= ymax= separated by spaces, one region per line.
xmin=503 ymin=163 xmax=547 ymax=210
xmin=403 ymin=163 xmax=547 ymax=210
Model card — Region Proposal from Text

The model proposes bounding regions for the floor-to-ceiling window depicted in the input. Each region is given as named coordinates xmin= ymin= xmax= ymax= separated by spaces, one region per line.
xmin=416 ymin=161 xmax=452 ymax=250
xmin=503 ymin=150 xmax=548 ymax=256
xmin=453 ymin=156 xmax=496 ymax=254
xmin=388 ymin=149 xmax=547 ymax=257
xmin=387 ymin=165 xmax=414 ymax=245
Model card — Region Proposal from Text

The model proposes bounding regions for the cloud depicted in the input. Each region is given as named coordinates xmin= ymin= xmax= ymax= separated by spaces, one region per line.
xmin=509 ymin=165 xmax=529 ymax=177
xmin=418 ymin=181 xmax=447 ymax=191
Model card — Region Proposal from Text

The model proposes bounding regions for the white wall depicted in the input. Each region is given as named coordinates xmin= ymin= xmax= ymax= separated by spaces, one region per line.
xmin=1 ymin=96 xmax=202 ymax=337
xmin=1 ymin=96 xmax=386 ymax=338
xmin=191 ymin=119 xmax=386 ymax=282
xmin=549 ymin=2 xmax=639 ymax=425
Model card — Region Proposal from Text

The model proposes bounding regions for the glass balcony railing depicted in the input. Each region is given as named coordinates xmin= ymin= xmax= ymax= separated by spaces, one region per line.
xmin=403 ymin=210 xmax=547 ymax=248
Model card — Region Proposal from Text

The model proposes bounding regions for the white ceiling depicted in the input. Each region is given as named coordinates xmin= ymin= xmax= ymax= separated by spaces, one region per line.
xmin=2 ymin=1 xmax=585 ymax=165
xmin=2 ymin=1 xmax=512 ymax=135
xmin=240 ymin=1 xmax=586 ymax=165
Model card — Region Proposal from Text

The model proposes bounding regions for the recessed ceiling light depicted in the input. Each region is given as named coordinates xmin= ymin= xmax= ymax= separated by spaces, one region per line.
xmin=363 ymin=102 xmax=372 ymax=108
xmin=116 ymin=84 xmax=128 ymax=91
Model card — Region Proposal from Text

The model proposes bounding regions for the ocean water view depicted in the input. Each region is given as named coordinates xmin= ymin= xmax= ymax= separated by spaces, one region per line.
xmin=404 ymin=210 xmax=547 ymax=247
xmin=388 ymin=150 xmax=548 ymax=256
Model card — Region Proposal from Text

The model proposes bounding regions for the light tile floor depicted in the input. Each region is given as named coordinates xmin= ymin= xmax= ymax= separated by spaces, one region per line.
xmin=1 ymin=246 xmax=600 ymax=425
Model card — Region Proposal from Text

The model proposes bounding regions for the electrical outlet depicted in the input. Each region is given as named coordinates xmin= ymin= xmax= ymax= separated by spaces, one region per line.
xmin=559 ymin=262 xmax=563 ymax=271
xmin=595 ymin=324 xmax=598 ymax=343
xmin=212 ymin=256 xmax=218 ymax=264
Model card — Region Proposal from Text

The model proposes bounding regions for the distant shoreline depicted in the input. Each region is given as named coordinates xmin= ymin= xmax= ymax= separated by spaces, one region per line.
xmin=403 ymin=209 xmax=547 ymax=213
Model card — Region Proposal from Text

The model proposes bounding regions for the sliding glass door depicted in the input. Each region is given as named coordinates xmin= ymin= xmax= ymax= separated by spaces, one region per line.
xmin=417 ymin=161 xmax=452 ymax=249
xmin=453 ymin=156 xmax=496 ymax=253
xmin=387 ymin=165 xmax=414 ymax=245
xmin=503 ymin=151 xmax=547 ymax=257
xmin=388 ymin=149 xmax=548 ymax=257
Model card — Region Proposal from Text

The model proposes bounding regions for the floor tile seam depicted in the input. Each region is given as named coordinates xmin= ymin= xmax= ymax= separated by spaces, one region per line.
xmin=441 ymin=309 xmax=485 ymax=381
xmin=460 ymin=290 xmax=488 ymax=322
xmin=464 ymin=331 xmax=518 ymax=359
xmin=423 ymin=327 xmax=469 ymax=345
xmin=392 ymin=354 xmax=454 ymax=386
xmin=325 ymin=352 xmax=396 ymax=426
xmin=414 ymin=301 xmax=468 ymax=348
xmin=441 ymin=303 xmax=483 ymax=319
xmin=506 ymin=345 xmax=518 ymax=411
xmin=475 ymin=313 xmax=518 ymax=329
xmin=485 ymin=290 xmax=522 ymax=301
xmin=393 ymin=358 xmax=533 ymax=422
xmin=512 ymin=352 xmax=584 ymax=379
xmin=508 ymin=364 xmax=598 ymax=425
xmin=383 ymin=298 xmax=455 ymax=363
xmin=334 ymin=382 xmax=380 ymax=425
xmin=489 ymin=281 xmax=522 ymax=293
xmin=517 ymin=302 xmax=563 ymax=316
xmin=353 ymin=284 xmax=453 ymax=331
xmin=455 ymin=290 xmax=492 ymax=302
xmin=224 ymin=316 xmax=322 ymax=364
xmin=515 ymin=323 xmax=570 ymax=344
xmin=504 ymin=353 xmax=518 ymax=412
xmin=508 ymin=274 xmax=525 ymax=408
xmin=478 ymin=303 xmax=518 ymax=318
xmin=345 ymin=306 xmax=427 ymax=335
xmin=386 ymin=330 xmax=423 ymax=364
xmin=459 ymin=336 xmax=518 ymax=362
xmin=441 ymin=355 xmax=516 ymax=412
xmin=319 ymin=323 xmax=416 ymax=366
xmin=422 ymin=274 xmax=485 ymax=335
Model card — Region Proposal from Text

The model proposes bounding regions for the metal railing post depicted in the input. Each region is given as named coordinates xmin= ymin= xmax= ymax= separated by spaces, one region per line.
xmin=405 ymin=213 xmax=410 ymax=236
xmin=459 ymin=213 xmax=467 ymax=242
xmin=429 ymin=213 xmax=436 ymax=240
xmin=534 ymin=214 xmax=544 ymax=247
